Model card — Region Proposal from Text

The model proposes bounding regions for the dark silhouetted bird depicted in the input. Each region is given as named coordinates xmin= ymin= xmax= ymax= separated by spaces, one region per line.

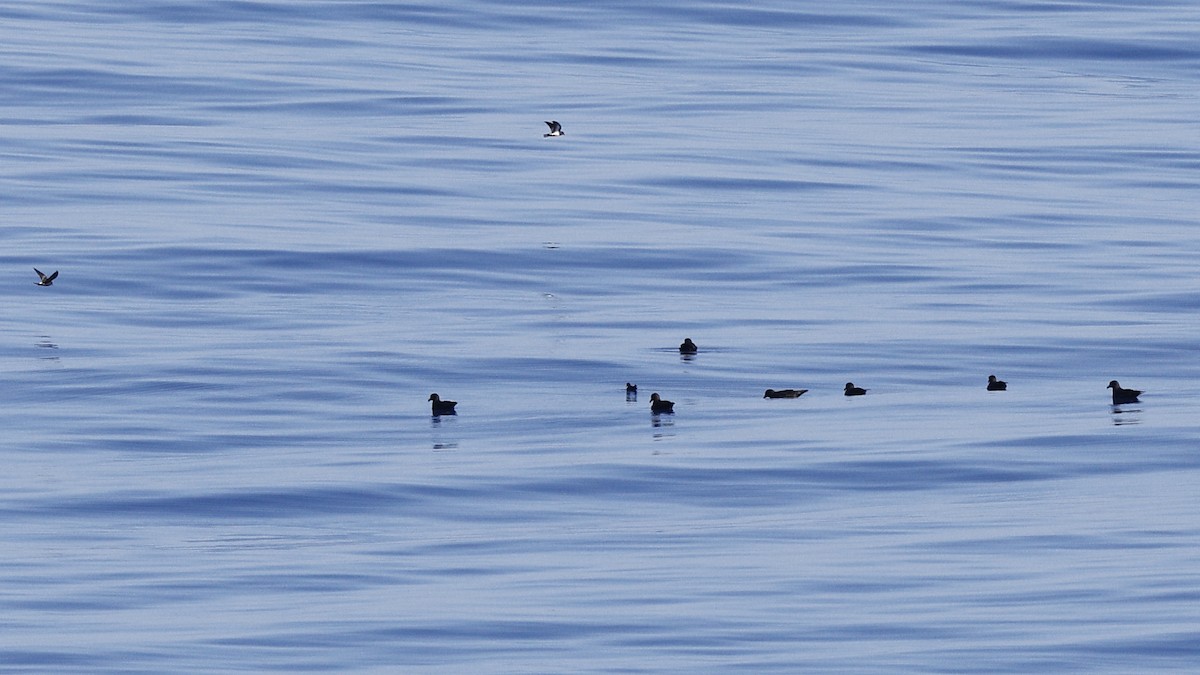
xmin=679 ymin=338 xmax=698 ymax=354
xmin=844 ymin=382 xmax=867 ymax=396
xmin=34 ymin=268 xmax=58 ymax=286
xmin=1107 ymin=380 xmax=1142 ymax=405
xmin=987 ymin=375 xmax=1007 ymax=391
xmin=649 ymin=393 xmax=675 ymax=414
xmin=764 ymin=389 xmax=807 ymax=399
xmin=428 ymin=393 xmax=457 ymax=416
xmin=543 ymin=120 xmax=563 ymax=137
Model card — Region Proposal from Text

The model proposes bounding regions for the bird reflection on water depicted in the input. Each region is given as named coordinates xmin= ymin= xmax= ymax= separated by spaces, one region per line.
xmin=1110 ymin=406 xmax=1142 ymax=426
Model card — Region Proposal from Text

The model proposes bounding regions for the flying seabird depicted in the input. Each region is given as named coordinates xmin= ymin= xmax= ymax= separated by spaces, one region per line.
xmin=34 ymin=268 xmax=58 ymax=286
xmin=543 ymin=120 xmax=564 ymax=137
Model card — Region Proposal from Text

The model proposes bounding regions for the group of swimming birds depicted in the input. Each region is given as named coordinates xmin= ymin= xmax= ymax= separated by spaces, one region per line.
xmin=427 ymin=338 xmax=1145 ymax=416
xmin=32 ymin=130 xmax=1146 ymax=419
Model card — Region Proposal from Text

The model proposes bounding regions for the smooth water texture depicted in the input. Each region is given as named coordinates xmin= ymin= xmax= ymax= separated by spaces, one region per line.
xmin=3 ymin=1 xmax=1199 ymax=672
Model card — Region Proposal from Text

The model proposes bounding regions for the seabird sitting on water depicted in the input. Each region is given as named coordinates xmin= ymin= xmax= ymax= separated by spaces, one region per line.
xmin=764 ymin=389 xmax=808 ymax=399
xmin=987 ymin=375 xmax=1007 ymax=391
xmin=843 ymin=382 xmax=867 ymax=396
xmin=543 ymin=120 xmax=564 ymax=137
xmin=679 ymin=338 xmax=698 ymax=355
xmin=428 ymin=393 xmax=458 ymax=416
xmin=1107 ymin=380 xmax=1142 ymax=405
xmin=649 ymin=393 xmax=675 ymax=414
xmin=34 ymin=268 xmax=58 ymax=286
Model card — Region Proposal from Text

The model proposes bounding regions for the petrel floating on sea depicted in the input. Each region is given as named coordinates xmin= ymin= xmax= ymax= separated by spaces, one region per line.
xmin=34 ymin=268 xmax=58 ymax=286
xmin=1107 ymin=380 xmax=1142 ymax=405
xmin=649 ymin=393 xmax=675 ymax=414
xmin=428 ymin=393 xmax=458 ymax=416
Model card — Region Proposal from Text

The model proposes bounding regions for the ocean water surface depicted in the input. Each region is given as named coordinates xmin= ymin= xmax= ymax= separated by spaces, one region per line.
xmin=2 ymin=1 xmax=1199 ymax=672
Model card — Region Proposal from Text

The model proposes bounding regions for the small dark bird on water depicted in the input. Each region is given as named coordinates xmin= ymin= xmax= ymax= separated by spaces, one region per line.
xmin=1107 ymin=380 xmax=1142 ymax=405
xmin=844 ymin=382 xmax=867 ymax=396
xmin=764 ymin=389 xmax=807 ymax=399
xmin=649 ymin=393 xmax=675 ymax=414
xmin=679 ymin=338 xmax=698 ymax=355
xmin=987 ymin=375 xmax=1007 ymax=391
xmin=543 ymin=120 xmax=564 ymax=137
xmin=626 ymin=383 xmax=637 ymax=394
xmin=428 ymin=393 xmax=457 ymax=416
xmin=34 ymin=268 xmax=58 ymax=286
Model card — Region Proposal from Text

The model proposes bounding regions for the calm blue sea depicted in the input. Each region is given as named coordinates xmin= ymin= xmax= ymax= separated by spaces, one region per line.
xmin=3 ymin=1 xmax=1199 ymax=672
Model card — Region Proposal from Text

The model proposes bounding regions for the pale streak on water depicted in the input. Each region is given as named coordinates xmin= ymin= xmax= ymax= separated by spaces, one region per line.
xmin=2 ymin=1 xmax=1199 ymax=672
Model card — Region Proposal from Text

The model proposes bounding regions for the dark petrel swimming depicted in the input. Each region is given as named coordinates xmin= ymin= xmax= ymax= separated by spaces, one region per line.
xmin=1107 ymin=380 xmax=1142 ymax=405
xmin=649 ymin=393 xmax=675 ymax=414
xmin=428 ymin=393 xmax=458 ymax=416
